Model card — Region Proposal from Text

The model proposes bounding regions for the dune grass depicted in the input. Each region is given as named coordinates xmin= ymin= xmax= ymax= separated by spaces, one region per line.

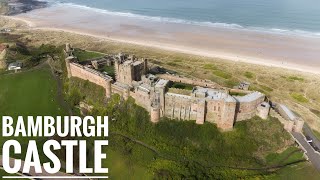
xmin=291 ymin=93 xmax=309 ymax=103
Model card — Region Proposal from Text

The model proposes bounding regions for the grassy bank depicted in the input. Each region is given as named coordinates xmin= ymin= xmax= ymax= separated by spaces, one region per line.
xmin=0 ymin=66 xmax=67 ymax=161
xmin=64 ymin=77 xmax=318 ymax=179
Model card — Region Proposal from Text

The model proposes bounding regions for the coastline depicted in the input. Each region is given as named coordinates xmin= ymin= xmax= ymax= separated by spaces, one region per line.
xmin=0 ymin=0 xmax=47 ymax=15
xmin=3 ymin=4 xmax=320 ymax=74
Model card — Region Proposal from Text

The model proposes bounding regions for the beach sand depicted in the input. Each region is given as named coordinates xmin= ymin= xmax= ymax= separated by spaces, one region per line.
xmin=9 ymin=5 xmax=320 ymax=74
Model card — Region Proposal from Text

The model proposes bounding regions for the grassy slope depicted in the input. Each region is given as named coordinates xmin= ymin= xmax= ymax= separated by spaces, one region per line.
xmin=67 ymin=78 xmax=317 ymax=179
xmin=0 ymin=67 xmax=66 ymax=160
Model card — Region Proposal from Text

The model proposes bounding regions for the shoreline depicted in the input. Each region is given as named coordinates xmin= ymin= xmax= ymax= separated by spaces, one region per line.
xmin=0 ymin=0 xmax=47 ymax=15
xmin=2 ymin=4 xmax=320 ymax=74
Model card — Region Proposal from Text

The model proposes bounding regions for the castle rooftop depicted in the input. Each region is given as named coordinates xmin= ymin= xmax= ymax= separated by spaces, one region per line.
xmin=233 ymin=91 xmax=264 ymax=102
xmin=155 ymin=79 xmax=169 ymax=88
xmin=193 ymin=87 xmax=235 ymax=102
xmin=166 ymin=92 xmax=191 ymax=99
xmin=279 ymin=104 xmax=297 ymax=121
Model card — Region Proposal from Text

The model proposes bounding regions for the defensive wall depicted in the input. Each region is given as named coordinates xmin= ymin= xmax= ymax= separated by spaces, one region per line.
xmin=157 ymin=74 xmax=221 ymax=89
xmin=66 ymin=58 xmax=113 ymax=98
xmin=64 ymin=45 xmax=273 ymax=131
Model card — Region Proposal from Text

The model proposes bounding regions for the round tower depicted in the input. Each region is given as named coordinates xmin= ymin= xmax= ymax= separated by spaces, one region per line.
xmin=284 ymin=121 xmax=294 ymax=132
xmin=293 ymin=119 xmax=304 ymax=133
xmin=105 ymin=79 xmax=112 ymax=98
xmin=66 ymin=43 xmax=71 ymax=52
xmin=65 ymin=56 xmax=75 ymax=78
xmin=257 ymin=102 xmax=270 ymax=120
xmin=150 ymin=106 xmax=160 ymax=123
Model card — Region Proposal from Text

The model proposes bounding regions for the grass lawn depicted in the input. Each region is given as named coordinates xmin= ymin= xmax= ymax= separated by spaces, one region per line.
xmin=0 ymin=66 xmax=67 ymax=160
xmin=73 ymin=48 xmax=104 ymax=61
xmin=102 ymin=65 xmax=115 ymax=78
xmin=170 ymin=82 xmax=194 ymax=90
xmin=102 ymin=148 xmax=154 ymax=179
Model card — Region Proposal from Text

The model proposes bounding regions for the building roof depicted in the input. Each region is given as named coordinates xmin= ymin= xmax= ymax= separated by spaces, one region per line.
xmin=193 ymin=87 xmax=235 ymax=102
xmin=233 ymin=91 xmax=264 ymax=102
xmin=155 ymin=79 xmax=169 ymax=88
xmin=279 ymin=104 xmax=296 ymax=121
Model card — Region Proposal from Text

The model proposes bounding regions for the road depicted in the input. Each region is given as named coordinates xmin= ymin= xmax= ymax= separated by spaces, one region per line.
xmin=303 ymin=125 xmax=320 ymax=151
xmin=291 ymin=132 xmax=320 ymax=171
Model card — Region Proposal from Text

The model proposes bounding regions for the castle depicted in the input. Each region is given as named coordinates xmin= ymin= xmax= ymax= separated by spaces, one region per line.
xmin=64 ymin=44 xmax=271 ymax=131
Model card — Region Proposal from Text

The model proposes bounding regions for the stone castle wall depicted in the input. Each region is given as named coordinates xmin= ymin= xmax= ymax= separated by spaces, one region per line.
xmin=130 ymin=88 xmax=152 ymax=110
xmin=235 ymin=95 xmax=265 ymax=121
xmin=164 ymin=93 xmax=199 ymax=121
xmin=157 ymin=74 xmax=221 ymax=89
xmin=68 ymin=62 xmax=112 ymax=97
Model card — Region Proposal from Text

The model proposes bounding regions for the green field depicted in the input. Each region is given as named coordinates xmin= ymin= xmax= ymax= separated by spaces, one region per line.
xmin=73 ymin=49 xmax=104 ymax=61
xmin=0 ymin=66 xmax=67 ymax=161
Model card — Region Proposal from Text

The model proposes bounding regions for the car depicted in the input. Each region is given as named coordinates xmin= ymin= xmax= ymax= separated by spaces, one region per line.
xmin=306 ymin=135 xmax=313 ymax=143
xmin=307 ymin=139 xmax=313 ymax=143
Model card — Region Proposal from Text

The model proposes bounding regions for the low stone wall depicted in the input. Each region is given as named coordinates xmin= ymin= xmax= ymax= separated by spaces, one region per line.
xmin=157 ymin=74 xmax=221 ymax=89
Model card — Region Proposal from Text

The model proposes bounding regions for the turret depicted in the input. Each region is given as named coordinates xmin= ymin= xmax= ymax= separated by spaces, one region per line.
xmin=257 ymin=102 xmax=270 ymax=120
xmin=65 ymin=56 xmax=76 ymax=78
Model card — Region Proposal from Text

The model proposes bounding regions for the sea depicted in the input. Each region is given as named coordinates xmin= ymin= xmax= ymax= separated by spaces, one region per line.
xmin=42 ymin=0 xmax=320 ymax=37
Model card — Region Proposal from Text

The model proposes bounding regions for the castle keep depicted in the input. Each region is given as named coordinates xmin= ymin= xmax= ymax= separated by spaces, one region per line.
xmin=65 ymin=44 xmax=270 ymax=131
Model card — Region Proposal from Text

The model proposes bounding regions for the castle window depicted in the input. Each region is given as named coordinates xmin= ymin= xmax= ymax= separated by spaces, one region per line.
xmin=214 ymin=106 xmax=216 ymax=111
xmin=218 ymin=107 xmax=220 ymax=111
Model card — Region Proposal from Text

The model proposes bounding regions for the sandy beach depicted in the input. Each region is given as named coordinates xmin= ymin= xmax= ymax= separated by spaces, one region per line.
xmin=8 ymin=4 xmax=320 ymax=74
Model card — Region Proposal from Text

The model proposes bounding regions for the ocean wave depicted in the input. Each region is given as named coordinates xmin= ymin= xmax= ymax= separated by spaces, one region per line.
xmin=44 ymin=1 xmax=320 ymax=38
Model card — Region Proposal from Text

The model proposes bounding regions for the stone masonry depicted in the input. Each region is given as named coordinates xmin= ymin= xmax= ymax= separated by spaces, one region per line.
xmin=65 ymin=44 xmax=271 ymax=131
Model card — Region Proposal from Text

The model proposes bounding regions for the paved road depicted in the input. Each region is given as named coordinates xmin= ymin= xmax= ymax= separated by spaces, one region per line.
xmin=291 ymin=132 xmax=320 ymax=171
xmin=303 ymin=125 xmax=320 ymax=151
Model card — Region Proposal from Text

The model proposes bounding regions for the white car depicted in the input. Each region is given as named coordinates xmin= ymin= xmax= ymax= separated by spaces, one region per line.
xmin=307 ymin=139 xmax=313 ymax=143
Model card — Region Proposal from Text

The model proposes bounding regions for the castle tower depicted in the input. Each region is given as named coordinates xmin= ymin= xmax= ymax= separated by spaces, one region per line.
xmin=293 ymin=119 xmax=304 ymax=133
xmin=143 ymin=59 xmax=148 ymax=74
xmin=105 ymin=80 xmax=112 ymax=98
xmin=150 ymin=106 xmax=161 ymax=123
xmin=65 ymin=56 xmax=76 ymax=78
xmin=284 ymin=121 xmax=294 ymax=132
xmin=196 ymin=100 xmax=206 ymax=124
xmin=150 ymin=92 xmax=161 ymax=123
xmin=66 ymin=43 xmax=71 ymax=53
xmin=257 ymin=102 xmax=270 ymax=120
xmin=218 ymin=101 xmax=236 ymax=131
